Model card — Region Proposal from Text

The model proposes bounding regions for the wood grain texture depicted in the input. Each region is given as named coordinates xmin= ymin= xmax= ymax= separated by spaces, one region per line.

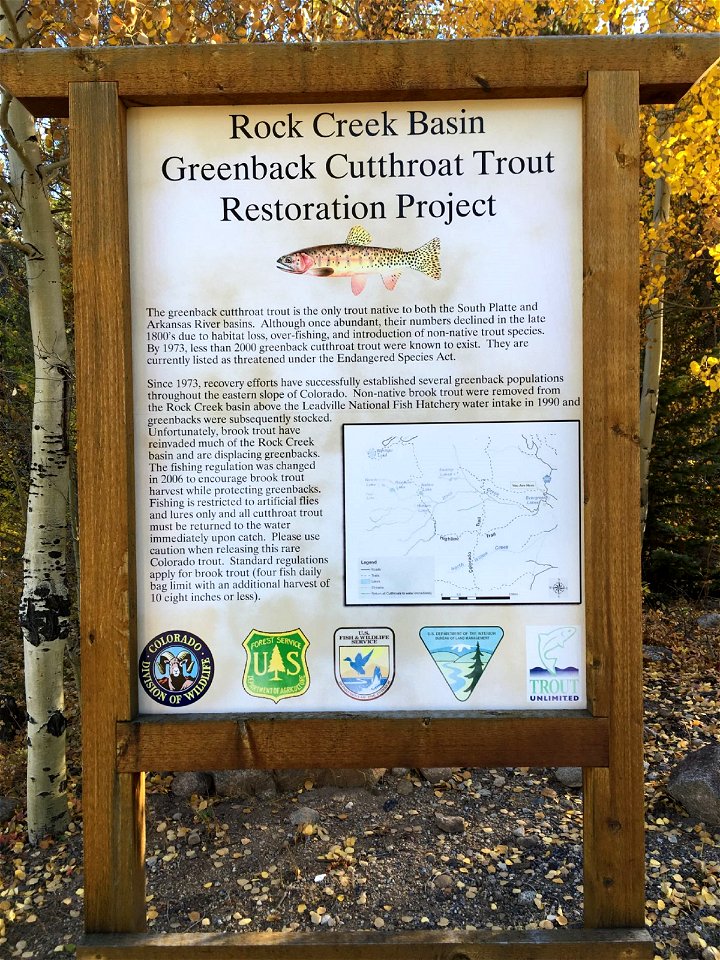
xmin=78 ymin=928 xmax=655 ymax=959
xmin=71 ymin=81 xmax=146 ymax=934
xmin=116 ymin=712 xmax=609 ymax=772
xmin=64 ymin=38 xmax=658 ymax=951
xmin=581 ymin=72 xmax=645 ymax=929
xmin=2 ymin=35 xmax=719 ymax=116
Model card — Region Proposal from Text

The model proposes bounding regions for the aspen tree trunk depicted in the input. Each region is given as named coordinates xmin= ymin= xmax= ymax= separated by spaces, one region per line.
xmin=3 ymin=80 xmax=71 ymax=839
xmin=640 ymin=169 xmax=671 ymax=540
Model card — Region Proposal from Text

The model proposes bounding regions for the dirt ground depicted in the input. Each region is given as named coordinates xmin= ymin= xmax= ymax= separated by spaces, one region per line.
xmin=1 ymin=604 xmax=719 ymax=960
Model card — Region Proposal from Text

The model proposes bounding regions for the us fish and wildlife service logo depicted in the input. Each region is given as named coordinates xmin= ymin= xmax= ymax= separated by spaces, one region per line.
xmin=242 ymin=628 xmax=310 ymax=704
xmin=526 ymin=625 xmax=582 ymax=705
xmin=139 ymin=630 xmax=214 ymax=708
xmin=334 ymin=627 xmax=394 ymax=701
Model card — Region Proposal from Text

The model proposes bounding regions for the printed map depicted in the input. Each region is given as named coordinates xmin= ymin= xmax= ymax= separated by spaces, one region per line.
xmin=344 ymin=421 xmax=581 ymax=605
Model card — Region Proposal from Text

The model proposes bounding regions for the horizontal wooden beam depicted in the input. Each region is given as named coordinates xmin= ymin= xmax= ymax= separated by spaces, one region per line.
xmin=116 ymin=711 xmax=608 ymax=772
xmin=78 ymin=927 xmax=655 ymax=959
xmin=1 ymin=35 xmax=718 ymax=116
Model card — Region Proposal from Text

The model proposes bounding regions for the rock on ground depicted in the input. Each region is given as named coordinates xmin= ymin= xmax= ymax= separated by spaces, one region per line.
xmin=213 ymin=770 xmax=278 ymax=798
xmin=173 ymin=768 xmax=389 ymax=798
xmin=171 ymin=772 xmax=213 ymax=798
xmin=421 ymin=768 xmax=456 ymax=784
xmin=554 ymin=767 xmax=583 ymax=788
xmin=697 ymin=612 xmax=720 ymax=630
xmin=643 ymin=644 xmax=674 ymax=662
xmin=273 ymin=769 xmax=386 ymax=791
xmin=667 ymin=743 xmax=720 ymax=826
xmin=0 ymin=795 xmax=18 ymax=823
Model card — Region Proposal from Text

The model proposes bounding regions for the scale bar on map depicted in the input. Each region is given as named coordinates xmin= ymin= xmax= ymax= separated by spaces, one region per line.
xmin=441 ymin=595 xmax=512 ymax=601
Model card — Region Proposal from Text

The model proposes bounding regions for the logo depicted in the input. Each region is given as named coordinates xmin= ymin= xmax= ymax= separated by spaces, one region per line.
xmin=139 ymin=630 xmax=214 ymax=708
xmin=420 ymin=626 xmax=504 ymax=702
xmin=335 ymin=627 xmax=395 ymax=701
xmin=526 ymin=626 xmax=582 ymax=704
xmin=242 ymin=628 xmax=310 ymax=703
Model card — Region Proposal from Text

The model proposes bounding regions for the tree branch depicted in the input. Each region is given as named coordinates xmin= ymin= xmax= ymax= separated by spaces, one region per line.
xmin=0 ymin=232 xmax=35 ymax=256
xmin=0 ymin=0 xmax=23 ymax=46
xmin=0 ymin=90 xmax=35 ymax=178
xmin=0 ymin=170 xmax=22 ymax=209
xmin=663 ymin=299 xmax=720 ymax=314
xmin=39 ymin=157 xmax=69 ymax=184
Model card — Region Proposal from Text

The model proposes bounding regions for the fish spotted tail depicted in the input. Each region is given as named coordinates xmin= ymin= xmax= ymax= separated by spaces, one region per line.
xmin=406 ymin=237 xmax=441 ymax=281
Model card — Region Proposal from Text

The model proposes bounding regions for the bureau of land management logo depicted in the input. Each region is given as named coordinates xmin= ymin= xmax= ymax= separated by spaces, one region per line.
xmin=242 ymin=628 xmax=310 ymax=703
xmin=420 ymin=626 xmax=504 ymax=702
xmin=139 ymin=629 xmax=214 ymax=707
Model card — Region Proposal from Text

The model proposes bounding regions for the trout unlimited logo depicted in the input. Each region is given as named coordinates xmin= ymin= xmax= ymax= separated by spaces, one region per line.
xmin=242 ymin=628 xmax=310 ymax=703
xmin=526 ymin=626 xmax=582 ymax=704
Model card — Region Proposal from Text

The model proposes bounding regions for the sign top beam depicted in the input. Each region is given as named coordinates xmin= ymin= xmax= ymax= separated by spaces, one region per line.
xmin=1 ymin=35 xmax=718 ymax=117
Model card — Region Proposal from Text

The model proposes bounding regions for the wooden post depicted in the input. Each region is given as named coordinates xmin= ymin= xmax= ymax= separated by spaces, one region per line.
xmin=582 ymin=71 xmax=645 ymax=928
xmin=71 ymin=81 xmax=146 ymax=933
xmin=4 ymin=39 xmax=703 ymax=958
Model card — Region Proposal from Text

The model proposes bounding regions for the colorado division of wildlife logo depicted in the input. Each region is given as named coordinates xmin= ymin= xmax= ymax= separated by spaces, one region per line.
xmin=242 ymin=628 xmax=310 ymax=703
xmin=334 ymin=627 xmax=394 ymax=701
xmin=139 ymin=630 xmax=214 ymax=708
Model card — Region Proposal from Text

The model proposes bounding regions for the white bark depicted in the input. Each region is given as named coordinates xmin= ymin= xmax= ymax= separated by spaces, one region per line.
xmin=2 ymin=0 xmax=71 ymax=838
xmin=640 ymin=160 xmax=671 ymax=540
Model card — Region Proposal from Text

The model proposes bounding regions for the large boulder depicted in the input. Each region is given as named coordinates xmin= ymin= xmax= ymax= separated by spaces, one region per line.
xmin=213 ymin=770 xmax=277 ymax=799
xmin=273 ymin=768 xmax=385 ymax=791
xmin=172 ymin=768 xmax=387 ymax=798
xmin=171 ymin=771 xmax=214 ymax=799
xmin=667 ymin=744 xmax=720 ymax=826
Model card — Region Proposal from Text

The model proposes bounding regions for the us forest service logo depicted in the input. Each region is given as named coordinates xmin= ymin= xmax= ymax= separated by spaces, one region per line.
xmin=242 ymin=628 xmax=310 ymax=703
xmin=139 ymin=630 xmax=214 ymax=708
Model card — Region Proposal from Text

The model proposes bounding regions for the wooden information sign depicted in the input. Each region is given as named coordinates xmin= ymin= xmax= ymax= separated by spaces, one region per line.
xmin=1 ymin=33 xmax=718 ymax=960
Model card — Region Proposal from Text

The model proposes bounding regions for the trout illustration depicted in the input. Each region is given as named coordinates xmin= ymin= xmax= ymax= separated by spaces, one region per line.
xmin=276 ymin=225 xmax=441 ymax=296
xmin=538 ymin=627 xmax=577 ymax=674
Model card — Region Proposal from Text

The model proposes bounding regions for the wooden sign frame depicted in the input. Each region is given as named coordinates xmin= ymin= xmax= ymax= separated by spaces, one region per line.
xmin=2 ymin=34 xmax=718 ymax=960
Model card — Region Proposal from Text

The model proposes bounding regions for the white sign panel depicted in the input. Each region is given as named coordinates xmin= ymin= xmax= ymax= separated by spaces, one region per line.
xmin=127 ymin=98 xmax=585 ymax=713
